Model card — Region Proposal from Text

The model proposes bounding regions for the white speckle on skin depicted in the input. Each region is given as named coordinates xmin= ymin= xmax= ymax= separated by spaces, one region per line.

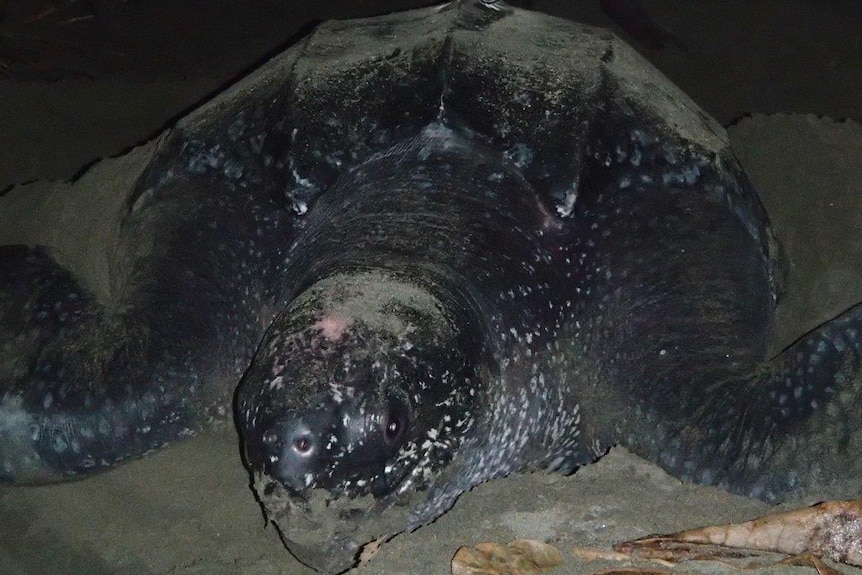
xmin=556 ymin=186 xmax=578 ymax=217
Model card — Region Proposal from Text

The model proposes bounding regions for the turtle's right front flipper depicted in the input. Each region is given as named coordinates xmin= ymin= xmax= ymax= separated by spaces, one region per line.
xmin=0 ymin=245 xmax=203 ymax=483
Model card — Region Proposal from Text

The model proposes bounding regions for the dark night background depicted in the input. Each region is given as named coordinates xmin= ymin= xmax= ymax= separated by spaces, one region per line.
xmin=1 ymin=0 xmax=860 ymax=191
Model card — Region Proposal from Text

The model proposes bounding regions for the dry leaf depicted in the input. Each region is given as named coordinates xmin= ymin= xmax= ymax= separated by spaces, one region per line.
xmin=614 ymin=538 xmax=764 ymax=564
xmin=617 ymin=498 xmax=862 ymax=567
xmin=571 ymin=546 xmax=634 ymax=563
xmin=358 ymin=535 xmax=389 ymax=567
xmin=452 ymin=539 xmax=563 ymax=575
xmin=587 ymin=569 xmax=687 ymax=575
xmin=782 ymin=552 xmax=846 ymax=575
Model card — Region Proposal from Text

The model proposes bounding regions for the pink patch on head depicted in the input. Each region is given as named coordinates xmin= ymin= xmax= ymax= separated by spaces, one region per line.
xmin=313 ymin=315 xmax=352 ymax=342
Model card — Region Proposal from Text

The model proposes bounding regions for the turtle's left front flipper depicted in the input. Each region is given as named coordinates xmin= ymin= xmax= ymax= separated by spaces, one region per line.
xmin=653 ymin=302 xmax=862 ymax=503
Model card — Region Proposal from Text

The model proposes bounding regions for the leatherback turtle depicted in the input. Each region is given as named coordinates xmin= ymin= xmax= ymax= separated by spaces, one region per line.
xmin=2 ymin=1 xmax=861 ymax=573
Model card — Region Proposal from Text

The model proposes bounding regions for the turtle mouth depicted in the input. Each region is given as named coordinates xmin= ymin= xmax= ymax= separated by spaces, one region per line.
xmin=251 ymin=470 xmax=417 ymax=573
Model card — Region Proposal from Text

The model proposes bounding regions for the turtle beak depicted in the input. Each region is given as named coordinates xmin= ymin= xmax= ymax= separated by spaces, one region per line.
xmin=249 ymin=469 xmax=411 ymax=574
xmin=250 ymin=471 xmax=370 ymax=573
xmin=279 ymin=527 xmax=362 ymax=574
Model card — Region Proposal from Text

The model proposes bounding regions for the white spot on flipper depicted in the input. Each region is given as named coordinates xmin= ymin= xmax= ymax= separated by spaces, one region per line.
xmin=556 ymin=185 xmax=578 ymax=218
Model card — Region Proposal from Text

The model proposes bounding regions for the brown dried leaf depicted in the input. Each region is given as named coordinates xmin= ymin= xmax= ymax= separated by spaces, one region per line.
xmin=782 ymin=552 xmax=846 ymax=575
xmin=571 ymin=546 xmax=634 ymax=563
xmin=451 ymin=539 xmax=563 ymax=575
xmin=358 ymin=535 xmax=389 ymax=567
xmin=614 ymin=538 xmax=762 ymax=564
xmin=617 ymin=498 xmax=862 ymax=566
xmin=588 ymin=569 xmax=685 ymax=575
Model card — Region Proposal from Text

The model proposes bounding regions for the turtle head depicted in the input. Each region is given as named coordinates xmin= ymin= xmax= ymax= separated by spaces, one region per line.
xmin=236 ymin=272 xmax=481 ymax=572
xmin=244 ymin=362 xmax=414 ymax=499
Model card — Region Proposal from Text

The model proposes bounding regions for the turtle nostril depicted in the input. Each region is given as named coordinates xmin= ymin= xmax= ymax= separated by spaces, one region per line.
xmin=263 ymin=431 xmax=281 ymax=447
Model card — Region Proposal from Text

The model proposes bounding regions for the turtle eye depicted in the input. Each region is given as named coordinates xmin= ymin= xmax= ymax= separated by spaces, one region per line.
xmin=293 ymin=435 xmax=313 ymax=455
